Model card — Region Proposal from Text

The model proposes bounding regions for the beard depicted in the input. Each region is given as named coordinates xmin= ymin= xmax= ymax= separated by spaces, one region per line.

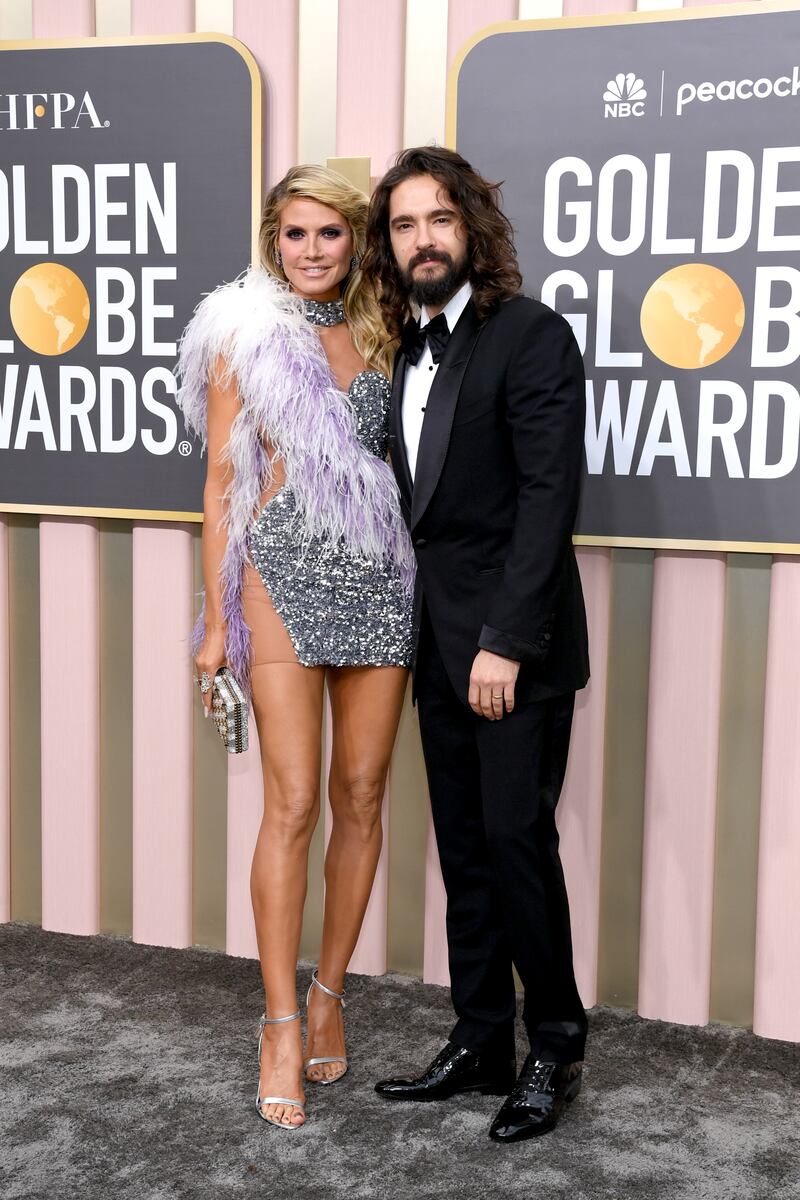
xmin=400 ymin=249 xmax=470 ymax=308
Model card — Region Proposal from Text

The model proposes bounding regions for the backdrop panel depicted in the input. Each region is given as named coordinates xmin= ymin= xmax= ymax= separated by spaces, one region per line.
xmin=453 ymin=3 xmax=800 ymax=550
xmin=0 ymin=35 xmax=259 ymax=518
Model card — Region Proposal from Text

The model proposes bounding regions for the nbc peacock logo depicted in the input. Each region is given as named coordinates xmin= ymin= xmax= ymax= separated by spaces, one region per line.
xmin=603 ymin=72 xmax=647 ymax=119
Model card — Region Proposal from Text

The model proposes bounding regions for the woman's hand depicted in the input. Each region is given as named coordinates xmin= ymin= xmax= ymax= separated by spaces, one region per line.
xmin=195 ymin=624 xmax=226 ymax=715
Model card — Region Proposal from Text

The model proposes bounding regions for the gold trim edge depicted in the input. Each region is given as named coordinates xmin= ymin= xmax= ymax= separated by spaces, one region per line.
xmin=574 ymin=535 xmax=797 ymax=555
xmin=0 ymin=502 xmax=202 ymax=522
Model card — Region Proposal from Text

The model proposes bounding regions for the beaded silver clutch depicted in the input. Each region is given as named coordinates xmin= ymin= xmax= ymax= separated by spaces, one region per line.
xmin=211 ymin=667 xmax=249 ymax=754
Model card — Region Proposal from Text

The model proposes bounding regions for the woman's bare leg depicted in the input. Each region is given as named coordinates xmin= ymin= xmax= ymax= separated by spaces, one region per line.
xmin=305 ymin=665 xmax=409 ymax=1082
xmin=250 ymin=661 xmax=326 ymax=1125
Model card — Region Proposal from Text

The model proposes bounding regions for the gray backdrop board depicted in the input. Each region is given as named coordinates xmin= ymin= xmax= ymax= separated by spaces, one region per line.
xmin=0 ymin=38 xmax=259 ymax=518
xmin=455 ymin=5 xmax=800 ymax=549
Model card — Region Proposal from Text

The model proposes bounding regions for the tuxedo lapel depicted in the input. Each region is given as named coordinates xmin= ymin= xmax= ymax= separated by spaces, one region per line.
xmin=389 ymin=349 xmax=413 ymax=512
xmin=411 ymin=301 xmax=483 ymax=531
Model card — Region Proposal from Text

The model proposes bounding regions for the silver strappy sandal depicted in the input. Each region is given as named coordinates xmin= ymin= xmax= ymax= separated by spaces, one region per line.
xmin=256 ymin=1011 xmax=306 ymax=1129
xmin=304 ymin=969 xmax=348 ymax=1085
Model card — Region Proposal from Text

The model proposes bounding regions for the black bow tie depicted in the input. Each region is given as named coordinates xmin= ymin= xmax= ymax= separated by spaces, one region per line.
xmin=401 ymin=312 xmax=451 ymax=367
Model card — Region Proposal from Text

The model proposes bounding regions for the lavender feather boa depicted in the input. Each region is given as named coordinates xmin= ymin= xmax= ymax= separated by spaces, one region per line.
xmin=176 ymin=267 xmax=414 ymax=694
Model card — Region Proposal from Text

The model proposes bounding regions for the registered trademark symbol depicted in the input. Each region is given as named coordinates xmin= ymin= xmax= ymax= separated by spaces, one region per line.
xmin=178 ymin=440 xmax=192 ymax=456
xmin=104 ymin=120 xmax=110 ymax=127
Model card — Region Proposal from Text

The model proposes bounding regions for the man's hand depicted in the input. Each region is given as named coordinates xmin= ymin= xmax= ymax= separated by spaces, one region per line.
xmin=468 ymin=649 xmax=520 ymax=720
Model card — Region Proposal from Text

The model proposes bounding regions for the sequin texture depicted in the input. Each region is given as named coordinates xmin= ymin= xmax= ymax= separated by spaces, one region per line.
xmin=249 ymin=369 xmax=413 ymax=667
xmin=302 ymin=298 xmax=345 ymax=327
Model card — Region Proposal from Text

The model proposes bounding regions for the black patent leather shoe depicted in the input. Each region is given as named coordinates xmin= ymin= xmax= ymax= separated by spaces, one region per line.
xmin=375 ymin=1042 xmax=516 ymax=1102
xmin=488 ymin=1056 xmax=582 ymax=1142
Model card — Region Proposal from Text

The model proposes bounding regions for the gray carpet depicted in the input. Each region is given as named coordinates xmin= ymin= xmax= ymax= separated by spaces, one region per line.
xmin=1 ymin=924 xmax=798 ymax=1200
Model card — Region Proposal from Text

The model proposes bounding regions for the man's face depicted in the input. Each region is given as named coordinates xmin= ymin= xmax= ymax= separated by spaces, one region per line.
xmin=388 ymin=174 xmax=469 ymax=309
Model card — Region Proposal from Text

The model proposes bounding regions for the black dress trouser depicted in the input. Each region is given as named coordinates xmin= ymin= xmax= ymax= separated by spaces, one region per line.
xmin=415 ymin=612 xmax=588 ymax=1065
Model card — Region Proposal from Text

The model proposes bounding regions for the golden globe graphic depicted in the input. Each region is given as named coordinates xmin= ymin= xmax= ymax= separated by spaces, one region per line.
xmin=639 ymin=264 xmax=746 ymax=371
xmin=9 ymin=263 xmax=91 ymax=356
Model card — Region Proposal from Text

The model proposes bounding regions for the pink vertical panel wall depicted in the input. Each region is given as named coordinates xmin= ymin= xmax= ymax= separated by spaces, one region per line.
xmin=40 ymin=521 xmax=100 ymax=934
xmin=335 ymin=0 xmax=404 ymax=174
xmin=0 ymin=520 xmax=9 ymax=922
xmin=638 ymin=553 xmax=726 ymax=1025
xmin=563 ymin=0 xmax=634 ymax=14
xmin=33 ymin=0 xmax=100 ymax=941
xmin=132 ymin=525 xmax=194 ymax=947
xmin=234 ymin=0 xmax=298 ymax=187
xmin=753 ymin=560 xmax=800 ymax=1043
xmin=447 ymin=0 xmax=516 ymax=66
xmin=559 ymin=547 xmax=611 ymax=1009
xmin=131 ymin=0 xmax=193 ymax=35
xmin=32 ymin=0 xmax=94 ymax=37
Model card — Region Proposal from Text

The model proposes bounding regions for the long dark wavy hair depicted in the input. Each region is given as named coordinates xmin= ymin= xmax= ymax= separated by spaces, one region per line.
xmin=363 ymin=146 xmax=522 ymax=341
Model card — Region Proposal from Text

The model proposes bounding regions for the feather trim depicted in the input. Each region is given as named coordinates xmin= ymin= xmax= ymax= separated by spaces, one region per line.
xmin=176 ymin=268 xmax=414 ymax=693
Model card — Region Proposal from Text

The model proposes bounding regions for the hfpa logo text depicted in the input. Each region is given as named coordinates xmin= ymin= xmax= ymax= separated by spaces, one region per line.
xmin=603 ymin=73 xmax=647 ymax=118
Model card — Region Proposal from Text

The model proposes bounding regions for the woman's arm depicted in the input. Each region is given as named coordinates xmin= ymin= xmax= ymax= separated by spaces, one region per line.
xmin=195 ymin=356 xmax=241 ymax=713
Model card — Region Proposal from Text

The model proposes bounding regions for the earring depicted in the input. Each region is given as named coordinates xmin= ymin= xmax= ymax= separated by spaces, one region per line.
xmin=275 ymin=250 xmax=283 ymax=267
xmin=350 ymin=254 xmax=359 ymax=270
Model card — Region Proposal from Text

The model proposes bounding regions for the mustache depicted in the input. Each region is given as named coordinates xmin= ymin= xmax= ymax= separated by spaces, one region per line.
xmin=408 ymin=250 xmax=451 ymax=270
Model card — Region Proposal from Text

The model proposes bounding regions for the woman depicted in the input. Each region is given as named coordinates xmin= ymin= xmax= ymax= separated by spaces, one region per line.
xmin=177 ymin=166 xmax=414 ymax=1131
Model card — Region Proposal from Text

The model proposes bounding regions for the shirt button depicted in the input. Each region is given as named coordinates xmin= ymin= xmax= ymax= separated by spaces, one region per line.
xmin=429 ymin=365 xmax=434 ymax=371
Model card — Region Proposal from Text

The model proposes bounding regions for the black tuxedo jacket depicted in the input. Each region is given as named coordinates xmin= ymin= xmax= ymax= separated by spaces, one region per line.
xmin=389 ymin=295 xmax=590 ymax=706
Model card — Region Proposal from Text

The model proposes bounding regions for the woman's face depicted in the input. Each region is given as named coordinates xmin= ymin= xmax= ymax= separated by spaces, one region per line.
xmin=277 ymin=197 xmax=354 ymax=301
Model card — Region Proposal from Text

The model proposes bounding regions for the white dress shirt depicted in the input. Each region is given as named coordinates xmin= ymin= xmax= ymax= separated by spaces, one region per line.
xmin=401 ymin=282 xmax=473 ymax=482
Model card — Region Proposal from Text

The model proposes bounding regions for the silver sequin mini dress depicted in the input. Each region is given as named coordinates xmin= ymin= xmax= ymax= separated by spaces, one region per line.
xmin=248 ymin=300 xmax=413 ymax=668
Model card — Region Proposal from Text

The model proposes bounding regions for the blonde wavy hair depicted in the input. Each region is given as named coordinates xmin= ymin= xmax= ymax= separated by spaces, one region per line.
xmin=259 ymin=164 xmax=394 ymax=377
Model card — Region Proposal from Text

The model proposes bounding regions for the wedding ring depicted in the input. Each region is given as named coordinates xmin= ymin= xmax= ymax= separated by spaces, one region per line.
xmin=200 ymin=672 xmax=212 ymax=694
xmin=491 ymin=692 xmax=503 ymax=699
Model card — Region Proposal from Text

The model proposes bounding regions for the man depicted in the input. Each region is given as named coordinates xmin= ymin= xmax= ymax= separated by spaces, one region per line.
xmin=363 ymin=147 xmax=590 ymax=1144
